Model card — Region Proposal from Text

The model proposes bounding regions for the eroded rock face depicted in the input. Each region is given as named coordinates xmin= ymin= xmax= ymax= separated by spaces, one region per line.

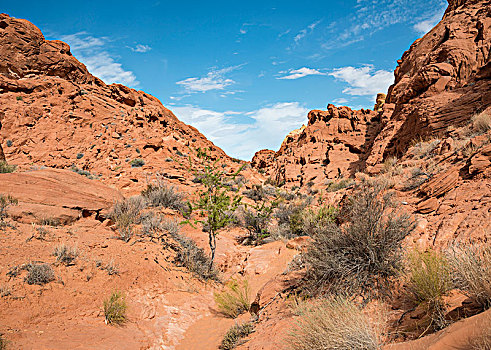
xmin=256 ymin=105 xmax=379 ymax=187
xmin=365 ymin=0 xmax=491 ymax=170
xmin=0 ymin=14 xmax=235 ymax=193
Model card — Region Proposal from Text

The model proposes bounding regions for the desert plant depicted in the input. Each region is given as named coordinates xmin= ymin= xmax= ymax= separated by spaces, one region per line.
xmin=130 ymin=158 xmax=145 ymax=167
xmin=302 ymin=182 xmax=414 ymax=296
xmin=110 ymin=196 xmax=146 ymax=242
xmin=187 ymin=147 xmax=244 ymax=270
xmin=220 ymin=322 xmax=254 ymax=350
xmin=239 ymin=199 xmax=277 ymax=245
xmin=53 ymin=244 xmax=78 ymax=265
xmin=0 ymin=334 xmax=9 ymax=350
xmin=105 ymin=259 xmax=120 ymax=276
xmin=161 ymin=218 xmax=180 ymax=236
xmin=141 ymin=179 xmax=187 ymax=214
xmin=70 ymin=165 xmax=95 ymax=179
xmin=0 ymin=284 xmax=11 ymax=297
xmin=472 ymin=112 xmax=491 ymax=134
xmin=172 ymin=233 xmax=218 ymax=280
xmin=214 ymin=278 xmax=250 ymax=318
xmin=326 ymin=178 xmax=354 ymax=192
xmin=24 ymin=263 xmax=55 ymax=285
xmin=447 ymin=244 xmax=491 ymax=309
xmin=0 ymin=161 xmax=15 ymax=173
xmin=407 ymin=249 xmax=452 ymax=331
xmin=103 ymin=291 xmax=127 ymax=325
xmin=286 ymin=296 xmax=380 ymax=350
xmin=274 ymin=199 xmax=310 ymax=238
xmin=0 ymin=194 xmax=17 ymax=224
xmin=300 ymin=205 xmax=338 ymax=236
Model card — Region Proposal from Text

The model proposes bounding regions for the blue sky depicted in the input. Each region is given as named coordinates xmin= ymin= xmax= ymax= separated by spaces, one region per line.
xmin=5 ymin=0 xmax=446 ymax=159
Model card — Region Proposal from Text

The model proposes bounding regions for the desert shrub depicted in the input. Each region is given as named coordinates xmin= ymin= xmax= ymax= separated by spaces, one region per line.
xmin=300 ymin=205 xmax=338 ymax=236
xmin=326 ymin=178 xmax=354 ymax=192
xmin=140 ymin=212 xmax=162 ymax=237
xmin=239 ymin=200 xmax=277 ymax=245
xmin=302 ymin=182 xmax=414 ymax=296
xmin=472 ymin=112 xmax=491 ymax=134
xmin=25 ymin=263 xmax=55 ymax=285
xmin=407 ymin=249 xmax=452 ymax=331
xmin=402 ymin=167 xmax=430 ymax=191
xmin=76 ymin=153 xmax=84 ymax=159
xmin=0 ymin=284 xmax=11 ymax=297
xmin=0 ymin=334 xmax=9 ymax=350
xmin=410 ymin=138 xmax=441 ymax=159
xmin=161 ymin=218 xmax=180 ymax=236
xmin=220 ymin=322 xmax=254 ymax=350
xmin=469 ymin=317 xmax=491 ymax=350
xmin=104 ymin=259 xmax=119 ymax=275
xmin=0 ymin=194 xmax=17 ymax=223
xmin=243 ymin=184 xmax=273 ymax=202
xmin=103 ymin=291 xmax=127 ymax=325
xmin=70 ymin=165 xmax=95 ymax=179
xmin=5 ymin=140 xmax=12 ymax=147
xmin=130 ymin=158 xmax=145 ymax=167
xmin=141 ymin=179 xmax=187 ymax=214
xmin=286 ymin=296 xmax=380 ymax=350
xmin=110 ymin=196 xmax=146 ymax=242
xmin=53 ymin=244 xmax=78 ymax=265
xmin=39 ymin=217 xmax=60 ymax=226
xmin=274 ymin=199 xmax=310 ymax=238
xmin=0 ymin=161 xmax=16 ymax=174
xmin=214 ymin=278 xmax=250 ymax=318
xmin=172 ymin=233 xmax=218 ymax=280
xmin=447 ymin=244 xmax=491 ymax=309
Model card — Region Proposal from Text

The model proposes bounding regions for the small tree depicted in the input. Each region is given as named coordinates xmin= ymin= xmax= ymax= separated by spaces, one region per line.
xmin=188 ymin=148 xmax=244 ymax=270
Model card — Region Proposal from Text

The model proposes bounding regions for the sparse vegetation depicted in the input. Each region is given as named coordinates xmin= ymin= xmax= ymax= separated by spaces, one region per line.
xmin=130 ymin=158 xmax=145 ymax=167
xmin=24 ymin=263 xmax=55 ymax=285
xmin=273 ymin=198 xmax=310 ymax=238
xmin=407 ymin=249 xmax=452 ymax=331
xmin=70 ymin=165 xmax=95 ymax=179
xmin=0 ymin=194 xmax=17 ymax=224
xmin=326 ymin=178 xmax=354 ymax=192
xmin=141 ymin=179 xmax=187 ymax=214
xmin=239 ymin=200 xmax=277 ymax=245
xmin=172 ymin=233 xmax=218 ymax=280
xmin=220 ymin=322 xmax=254 ymax=350
xmin=103 ymin=291 xmax=127 ymax=325
xmin=410 ymin=138 xmax=441 ymax=159
xmin=214 ymin=278 xmax=250 ymax=318
xmin=286 ymin=296 xmax=380 ymax=350
xmin=5 ymin=140 xmax=12 ymax=147
xmin=0 ymin=334 xmax=9 ymax=350
xmin=110 ymin=196 xmax=146 ymax=242
xmin=0 ymin=161 xmax=16 ymax=173
xmin=0 ymin=284 xmax=11 ymax=297
xmin=301 ymin=182 xmax=414 ymax=296
xmin=105 ymin=259 xmax=120 ymax=276
xmin=471 ymin=111 xmax=491 ymax=134
xmin=447 ymin=244 xmax=491 ymax=309
xmin=187 ymin=147 xmax=244 ymax=270
xmin=53 ymin=244 xmax=78 ymax=265
xmin=76 ymin=153 xmax=84 ymax=159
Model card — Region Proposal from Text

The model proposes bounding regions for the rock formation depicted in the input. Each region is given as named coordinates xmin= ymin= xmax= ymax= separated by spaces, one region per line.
xmin=0 ymin=13 xmax=239 ymax=193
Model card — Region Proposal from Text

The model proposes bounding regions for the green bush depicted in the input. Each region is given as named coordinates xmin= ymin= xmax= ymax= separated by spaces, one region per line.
xmin=220 ymin=322 xmax=254 ymax=350
xmin=214 ymin=278 xmax=250 ymax=318
xmin=287 ymin=296 xmax=380 ymax=350
xmin=104 ymin=291 xmax=127 ymax=325
xmin=407 ymin=249 xmax=452 ymax=331
xmin=0 ymin=161 xmax=16 ymax=173
xmin=130 ymin=158 xmax=145 ymax=168
xmin=302 ymin=182 xmax=414 ymax=296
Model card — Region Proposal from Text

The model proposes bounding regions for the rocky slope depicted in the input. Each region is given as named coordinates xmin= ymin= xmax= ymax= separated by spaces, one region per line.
xmin=0 ymin=13 xmax=246 ymax=195
xmin=253 ymin=0 xmax=491 ymax=181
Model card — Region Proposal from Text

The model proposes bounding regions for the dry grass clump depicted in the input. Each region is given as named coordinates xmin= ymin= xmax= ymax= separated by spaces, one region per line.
xmin=302 ymin=182 xmax=414 ymax=296
xmin=0 ymin=334 xmax=9 ymax=350
xmin=472 ymin=112 xmax=491 ymax=134
xmin=469 ymin=318 xmax=491 ymax=350
xmin=214 ymin=278 xmax=250 ymax=318
xmin=0 ymin=194 xmax=17 ymax=224
xmin=53 ymin=244 xmax=78 ymax=265
xmin=103 ymin=291 xmax=127 ymax=325
xmin=327 ymin=178 xmax=354 ymax=192
xmin=273 ymin=198 xmax=311 ymax=238
xmin=110 ymin=196 xmax=146 ymax=242
xmin=220 ymin=322 xmax=254 ymax=350
xmin=25 ymin=263 xmax=55 ymax=285
xmin=141 ymin=179 xmax=187 ymax=214
xmin=0 ymin=160 xmax=16 ymax=173
xmin=407 ymin=249 xmax=452 ymax=331
xmin=410 ymin=138 xmax=441 ymax=159
xmin=172 ymin=233 xmax=218 ymax=280
xmin=447 ymin=244 xmax=491 ymax=309
xmin=286 ymin=296 xmax=380 ymax=350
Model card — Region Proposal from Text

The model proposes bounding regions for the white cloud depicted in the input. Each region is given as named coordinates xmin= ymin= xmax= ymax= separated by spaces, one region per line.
xmin=130 ymin=44 xmax=152 ymax=53
xmin=413 ymin=12 xmax=443 ymax=35
xmin=294 ymin=20 xmax=321 ymax=44
xmin=61 ymin=32 xmax=138 ymax=87
xmin=173 ymin=102 xmax=309 ymax=160
xmin=329 ymin=65 xmax=393 ymax=97
xmin=333 ymin=98 xmax=349 ymax=105
xmin=176 ymin=65 xmax=244 ymax=93
xmin=277 ymin=67 xmax=326 ymax=80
